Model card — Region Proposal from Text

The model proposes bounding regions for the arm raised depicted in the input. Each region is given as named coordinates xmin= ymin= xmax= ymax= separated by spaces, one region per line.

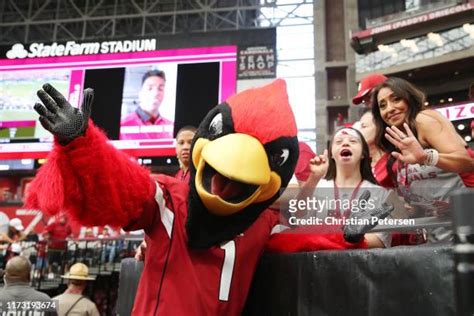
xmin=27 ymin=84 xmax=156 ymax=229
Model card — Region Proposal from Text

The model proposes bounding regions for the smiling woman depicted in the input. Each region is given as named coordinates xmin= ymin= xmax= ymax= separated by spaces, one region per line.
xmin=371 ymin=77 xmax=474 ymax=174
xmin=370 ymin=77 xmax=474 ymax=241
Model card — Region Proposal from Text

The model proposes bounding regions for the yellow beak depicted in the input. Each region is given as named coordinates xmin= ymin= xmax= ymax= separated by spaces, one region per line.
xmin=192 ymin=133 xmax=281 ymax=216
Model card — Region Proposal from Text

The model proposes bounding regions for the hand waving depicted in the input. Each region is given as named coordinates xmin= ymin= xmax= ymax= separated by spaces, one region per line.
xmin=384 ymin=123 xmax=426 ymax=164
xmin=34 ymin=83 xmax=94 ymax=145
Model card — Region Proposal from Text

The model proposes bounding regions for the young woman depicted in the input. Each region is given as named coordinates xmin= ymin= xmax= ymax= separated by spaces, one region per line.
xmin=371 ymin=77 xmax=474 ymax=240
xmin=302 ymin=127 xmax=392 ymax=248
xmin=355 ymin=109 xmax=396 ymax=188
xmin=355 ymin=110 xmax=427 ymax=246
xmin=371 ymin=77 xmax=473 ymax=174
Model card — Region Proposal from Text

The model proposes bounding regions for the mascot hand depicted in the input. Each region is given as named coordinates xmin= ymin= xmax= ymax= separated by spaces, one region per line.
xmin=343 ymin=190 xmax=394 ymax=243
xmin=34 ymin=83 xmax=94 ymax=145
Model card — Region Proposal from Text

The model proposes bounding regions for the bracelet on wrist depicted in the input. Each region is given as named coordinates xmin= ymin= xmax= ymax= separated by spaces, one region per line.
xmin=423 ymin=149 xmax=439 ymax=166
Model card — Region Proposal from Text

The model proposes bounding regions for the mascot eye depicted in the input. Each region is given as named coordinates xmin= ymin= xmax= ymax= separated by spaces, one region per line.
xmin=272 ymin=149 xmax=290 ymax=166
xmin=209 ymin=113 xmax=223 ymax=136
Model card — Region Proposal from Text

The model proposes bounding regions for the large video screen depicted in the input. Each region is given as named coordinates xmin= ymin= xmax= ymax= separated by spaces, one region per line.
xmin=0 ymin=46 xmax=237 ymax=159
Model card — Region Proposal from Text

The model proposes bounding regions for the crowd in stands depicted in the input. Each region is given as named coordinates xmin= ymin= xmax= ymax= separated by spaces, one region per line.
xmin=0 ymin=215 xmax=143 ymax=283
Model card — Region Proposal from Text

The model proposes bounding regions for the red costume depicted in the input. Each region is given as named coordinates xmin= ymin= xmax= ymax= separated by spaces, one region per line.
xmin=28 ymin=80 xmax=299 ymax=315
xmin=27 ymin=79 xmax=368 ymax=315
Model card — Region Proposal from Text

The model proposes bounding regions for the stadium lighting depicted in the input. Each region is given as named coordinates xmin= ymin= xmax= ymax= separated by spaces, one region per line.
xmin=377 ymin=44 xmax=398 ymax=58
xmin=427 ymin=32 xmax=444 ymax=47
xmin=400 ymin=39 xmax=419 ymax=53
xmin=463 ymin=23 xmax=474 ymax=39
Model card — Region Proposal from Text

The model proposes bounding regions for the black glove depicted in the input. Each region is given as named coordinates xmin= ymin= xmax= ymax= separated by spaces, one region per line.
xmin=34 ymin=83 xmax=94 ymax=145
xmin=343 ymin=190 xmax=394 ymax=243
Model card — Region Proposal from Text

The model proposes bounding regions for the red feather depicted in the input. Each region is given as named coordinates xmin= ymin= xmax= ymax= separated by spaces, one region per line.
xmin=26 ymin=122 xmax=154 ymax=227
xmin=227 ymin=79 xmax=297 ymax=144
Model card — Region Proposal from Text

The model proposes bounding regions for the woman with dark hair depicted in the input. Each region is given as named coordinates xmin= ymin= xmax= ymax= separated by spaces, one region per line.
xmin=355 ymin=109 xmax=428 ymax=246
xmin=302 ymin=127 xmax=392 ymax=248
xmin=354 ymin=109 xmax=396 ymax=188
xmin=371 ymin=77 xmax=473 ymax=240
xmin=371 ymin=77 xmax=474 ymax=175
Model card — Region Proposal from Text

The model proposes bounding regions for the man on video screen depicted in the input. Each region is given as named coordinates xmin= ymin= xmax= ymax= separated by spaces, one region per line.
xmin=120 ymin=70 xmax=174 ymax=140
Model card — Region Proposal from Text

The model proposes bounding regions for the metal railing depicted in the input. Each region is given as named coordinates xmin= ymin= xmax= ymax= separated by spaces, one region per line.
xmin=0 ymin=236 xmax=143 ymax=291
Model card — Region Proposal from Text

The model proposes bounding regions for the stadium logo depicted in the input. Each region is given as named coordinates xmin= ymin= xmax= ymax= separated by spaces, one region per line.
xmin=6 ymin=39 xmax=157 ymax=59
xmin=6 ymin=43 xmax=29 ymax=59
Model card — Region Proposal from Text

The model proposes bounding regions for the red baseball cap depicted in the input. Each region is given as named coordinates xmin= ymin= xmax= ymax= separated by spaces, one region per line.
xmin=352 ymin=73 xmax=388 ymax=105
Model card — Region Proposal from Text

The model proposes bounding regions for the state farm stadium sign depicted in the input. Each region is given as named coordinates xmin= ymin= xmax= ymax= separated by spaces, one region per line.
xmin=5 ymin=38 xmax=156 ymax=59
xmin=352 ymin=2 xmax=473 ymax=39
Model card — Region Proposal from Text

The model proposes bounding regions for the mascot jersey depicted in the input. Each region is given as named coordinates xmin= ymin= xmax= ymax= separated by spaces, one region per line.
xmin=27 ymin=79 xmax=299 ymax=315
xmin=127 ymin=175 xmax=280 ymax=315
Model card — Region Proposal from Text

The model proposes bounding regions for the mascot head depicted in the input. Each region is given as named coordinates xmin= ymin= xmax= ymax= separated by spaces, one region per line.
xmin=186 ymin=79 xmax=299 ymax=249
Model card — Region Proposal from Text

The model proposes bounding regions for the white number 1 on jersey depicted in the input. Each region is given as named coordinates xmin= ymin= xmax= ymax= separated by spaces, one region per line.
xmin=219 ymin=240 xmax=236 ymax=301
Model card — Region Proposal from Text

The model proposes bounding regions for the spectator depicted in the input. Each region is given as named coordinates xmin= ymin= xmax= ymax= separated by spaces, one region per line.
xmin=174 ymin=125 xmax=197 ymax=183
xmin=354 ymin=109 xmax=427 ymax=246
xmin=54 ymin=263 xmax=100 ymax=316
xmin=83 ymin=228 xmax=96 ymax=239
xmin=0 ymin=218 xmax=26 ymax=265
xmin=136 ymin=126 xmax=197 ymax=261
xmin=45 ymin=214 xmax=72 ymax=277
xmin=354 ymin=109 xmax=396 ymax=188
xmin=458 ymin=136 xmax=474 ymax=187
xmin=371 ymin=77 xmax=474 ymax=174
xmin=0 ymin=218 xmax=26 ymax=244
xmin=0 ymin=187 xmax=10 ymax=202
xmin=300 ymin=128 xmax=393 ymax=248
xmin=0 ymin=256 xmax=53 ymax=311
xmin=352 ymin=74 xmax=394 ymax=191
xmin=352 ymin=73 xmax=388 ymax=106
xmin=99 ymin=227 xmax=116 ymax=269
xmin=371 ymin=77 xmax=474 ymax=240
xmin=120 ymin=70 xmax=174 ymax=140
xmin=8 ymin=243 xmax=22 ymax=257
xmin=35 ymin=232 xmax=50 ymax=278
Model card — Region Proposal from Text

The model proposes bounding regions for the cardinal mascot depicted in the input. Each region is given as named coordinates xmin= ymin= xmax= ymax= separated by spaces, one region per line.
xmin=27 ymin=79 xmax=380 ymax=315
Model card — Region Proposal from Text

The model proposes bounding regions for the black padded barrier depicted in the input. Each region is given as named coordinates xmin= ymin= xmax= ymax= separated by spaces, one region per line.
xmin=244 ymin=243 xmax=454 ymax=316
xmin=116 ymin=244 xmax=454 ymax=316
